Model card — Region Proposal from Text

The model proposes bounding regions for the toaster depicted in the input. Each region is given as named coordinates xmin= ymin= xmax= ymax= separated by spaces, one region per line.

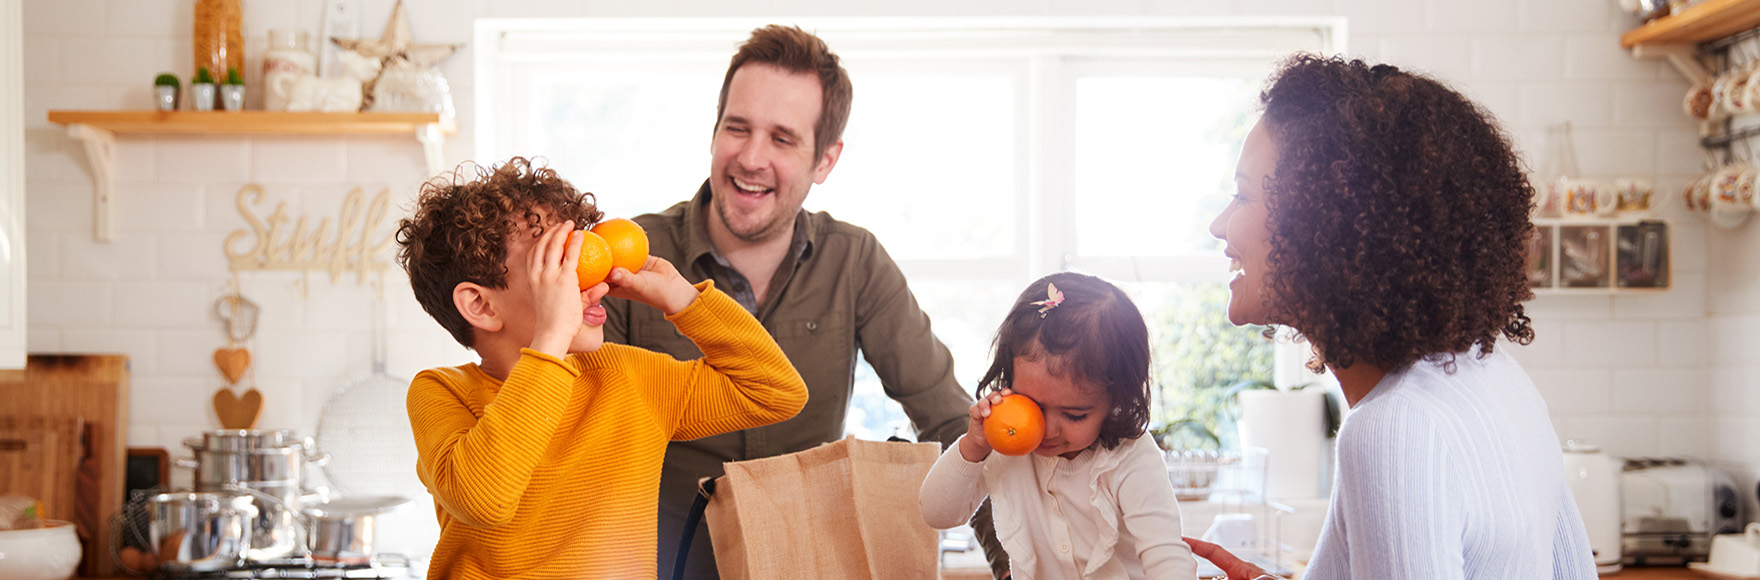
xmin=1621 ymin=458 xmax=1747 ymax=565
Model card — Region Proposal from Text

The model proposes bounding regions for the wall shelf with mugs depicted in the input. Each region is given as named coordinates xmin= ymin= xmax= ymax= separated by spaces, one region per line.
xmin=1530 ymin=121 xmax=1672 ymax=293
xmin=1527 ymin=218 xmax=1671 ymax=295
xmin=45 ymin=109 xmax=454 ymax=243
xmin=1620 ymin=0 xmax=1760 ymax=88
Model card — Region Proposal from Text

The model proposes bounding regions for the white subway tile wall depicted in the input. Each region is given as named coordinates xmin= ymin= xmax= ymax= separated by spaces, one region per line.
xmin=20 ymin=0 xmax=1751 ymax=508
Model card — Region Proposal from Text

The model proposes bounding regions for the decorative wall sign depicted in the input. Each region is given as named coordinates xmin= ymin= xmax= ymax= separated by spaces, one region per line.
xmin=223 ymin=184 xmax=395 ymax=293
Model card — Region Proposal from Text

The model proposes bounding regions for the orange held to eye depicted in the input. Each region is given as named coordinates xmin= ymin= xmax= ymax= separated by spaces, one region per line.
xmin=984 ymin=393 xmax=1045 ymax=456
xmin=576 ymin=231 xmax=614 ymax=290
xmin=591 ymin=218 xmax=650 ymax=275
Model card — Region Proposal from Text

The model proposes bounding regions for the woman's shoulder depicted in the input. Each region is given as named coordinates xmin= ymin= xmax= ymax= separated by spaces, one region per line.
xmin=1341 ymin=348 xmax=1539 ymax=452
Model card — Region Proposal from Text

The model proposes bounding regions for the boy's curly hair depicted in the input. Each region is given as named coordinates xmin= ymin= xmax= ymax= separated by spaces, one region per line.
xmin=1258 ymin=55 xmax=1535 ymax=372
xmin=395 ymin=157 xmax=603 ymax=348
xmin=976 ymin=272 xmax=1150 ymax=451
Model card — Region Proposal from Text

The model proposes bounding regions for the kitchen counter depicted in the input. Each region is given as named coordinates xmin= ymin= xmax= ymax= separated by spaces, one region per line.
xmin=84 ymin=566 xmax=1725 ymax=580
xmin=936 ymin=565 xmax=1725 ymax=579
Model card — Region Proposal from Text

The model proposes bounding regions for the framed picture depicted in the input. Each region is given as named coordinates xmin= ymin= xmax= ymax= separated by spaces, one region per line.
xmin=1560 ymin=225 xmax=1611 ymax=288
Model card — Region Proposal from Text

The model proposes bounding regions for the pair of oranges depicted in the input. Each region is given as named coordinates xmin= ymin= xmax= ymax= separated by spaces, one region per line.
xmin=984 ymin=394 xmax=1045 ymax=456
xmin=576 ymin=218 xmax=650 ymax=289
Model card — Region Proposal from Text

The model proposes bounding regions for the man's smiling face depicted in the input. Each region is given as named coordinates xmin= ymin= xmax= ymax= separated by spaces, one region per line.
xmin=707 ymin=63 xmax=837 ymax=243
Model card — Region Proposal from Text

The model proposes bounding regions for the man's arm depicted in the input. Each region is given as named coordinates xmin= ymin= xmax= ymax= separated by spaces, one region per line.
xmin=850 ymin=239 xmax=970 ymax=445
xmin=851 ymin=236 xmax=1010 ymax=578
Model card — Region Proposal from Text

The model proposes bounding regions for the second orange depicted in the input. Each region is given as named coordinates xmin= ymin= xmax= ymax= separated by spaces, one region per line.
xmin=592 ymin=218 xmax=650 ymax=275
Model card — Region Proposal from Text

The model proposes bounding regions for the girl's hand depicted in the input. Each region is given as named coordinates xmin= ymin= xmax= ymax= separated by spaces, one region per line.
xmin=958 ymin=388 xmax=1011 ymax=462
xmin=605 ymin=256 xmax=699 ymax=316
xmin=529 ymin=221 xmax=586 ymax=357
xmin=1184 ymin=536 xmax=1272 ymax=580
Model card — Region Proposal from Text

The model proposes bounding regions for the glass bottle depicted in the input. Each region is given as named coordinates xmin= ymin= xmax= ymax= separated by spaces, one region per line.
xmin=193 ymin=0 xmax=243 ymax=94
xmin=1535 ymin=122 xmax=1581 ymax=218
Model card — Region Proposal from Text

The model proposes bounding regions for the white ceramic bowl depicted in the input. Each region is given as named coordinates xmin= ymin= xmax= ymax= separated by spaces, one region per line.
xmin=0 ymin=520 xmax=81 ymax=580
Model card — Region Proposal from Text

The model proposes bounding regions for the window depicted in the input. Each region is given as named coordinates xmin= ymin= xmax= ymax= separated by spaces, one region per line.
xmin=477 ymin=17 xmax=1343 ymax=446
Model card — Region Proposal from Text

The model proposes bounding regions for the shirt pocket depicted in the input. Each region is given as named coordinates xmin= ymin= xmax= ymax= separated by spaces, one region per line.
xmin=770 ymin=316 xmax=852 ymax=370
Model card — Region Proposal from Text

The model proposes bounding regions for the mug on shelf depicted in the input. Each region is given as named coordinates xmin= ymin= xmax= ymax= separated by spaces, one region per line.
xmin=1613 ymin=177 xmax=1655 ymax=216
xmin=1710 ymin=163 xmax=1754 ymax=211
xmin=1686 ymin=78 xmax=1718 ymax=121
xmin=1723 ymin=61 xmax=1757 ymax=116
xmin=1564 ymin=179 xmax=1614 ymax=217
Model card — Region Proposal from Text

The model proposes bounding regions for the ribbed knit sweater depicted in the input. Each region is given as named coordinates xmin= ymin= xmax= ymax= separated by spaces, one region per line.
xmin=1303 ymin=348 xmax=1596 ymax=580
xmin=407 ymin=283 xmax=808 ymax=580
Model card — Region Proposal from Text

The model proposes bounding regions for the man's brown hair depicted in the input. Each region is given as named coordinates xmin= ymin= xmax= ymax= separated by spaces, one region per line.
xmin=716 ymin=24 xmax=853 ymax=161
xmin=395 ymin=157 xmax=602 ymax=348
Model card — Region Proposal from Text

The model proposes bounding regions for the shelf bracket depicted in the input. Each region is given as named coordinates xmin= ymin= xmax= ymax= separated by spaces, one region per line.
xmin=1631 ymin=42 xmax=1711 ymax=85
xmin=416 ymin=123 xmax=445 ymax=177
xmin=65 ymin=123 xmax=115 ymax=242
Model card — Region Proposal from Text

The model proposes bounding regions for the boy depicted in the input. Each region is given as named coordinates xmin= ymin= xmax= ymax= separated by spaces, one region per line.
xmin=394 ymin=157 xmax=808 ymax=579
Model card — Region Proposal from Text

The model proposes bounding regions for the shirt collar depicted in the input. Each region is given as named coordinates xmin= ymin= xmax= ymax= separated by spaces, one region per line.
xmin=681 ymin=179 xmax=816 ymax=269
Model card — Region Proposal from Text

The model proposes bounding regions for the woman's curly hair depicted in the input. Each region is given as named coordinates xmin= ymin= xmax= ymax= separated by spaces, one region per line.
xmin=395 ymin=157 xmax=603 ymax=348
xmin=1258 ymin=54 xmax=1535 ymax=372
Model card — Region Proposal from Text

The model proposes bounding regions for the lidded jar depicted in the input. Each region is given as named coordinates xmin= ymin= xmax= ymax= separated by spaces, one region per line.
xmin=262 ymin=29 xmax=318 ymax=111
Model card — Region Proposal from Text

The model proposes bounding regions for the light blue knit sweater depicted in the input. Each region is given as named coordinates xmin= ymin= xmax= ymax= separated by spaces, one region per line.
xmin=1302 ymin=348 xmax=1598 ymax=580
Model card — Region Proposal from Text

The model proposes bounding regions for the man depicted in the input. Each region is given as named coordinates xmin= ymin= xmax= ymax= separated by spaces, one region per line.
xmin=601 ymin=24 xmax=1008 ymax=580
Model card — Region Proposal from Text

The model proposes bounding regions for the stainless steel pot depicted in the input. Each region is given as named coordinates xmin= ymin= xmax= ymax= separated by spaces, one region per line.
xmin=146 ymin=492 xmax=256 ymax=572
xmin=181 ymin=429 xmax=329 ymax=562
xmin=303 ymin=496 xmax=408 ymax=565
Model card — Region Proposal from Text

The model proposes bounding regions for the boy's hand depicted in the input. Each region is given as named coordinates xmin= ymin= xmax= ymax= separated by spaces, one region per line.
xmin=958 ymin=389 xmax=1010 ymax=463
xmin=529 ymin=221 xmax=588 ymax=357
xmin=605 ymin=256 xmax=699 ymax=316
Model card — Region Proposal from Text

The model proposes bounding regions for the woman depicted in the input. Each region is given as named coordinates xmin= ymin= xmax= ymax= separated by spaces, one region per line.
xmin=1193 ymin=55 xmax=1596 ymax=579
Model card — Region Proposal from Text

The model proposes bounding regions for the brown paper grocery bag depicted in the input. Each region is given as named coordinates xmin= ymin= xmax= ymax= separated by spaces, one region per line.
xmin=704 ymin=435 xmax=941 ymax=580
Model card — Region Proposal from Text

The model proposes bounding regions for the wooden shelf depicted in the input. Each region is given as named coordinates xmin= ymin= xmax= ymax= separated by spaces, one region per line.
xmin=47 ymin=110 xmax=456 ymax=242
xmin=1621 ymin=0 xmax=1760 ymax=48
xmin=46 ymin=110 xmax=456 ymax=136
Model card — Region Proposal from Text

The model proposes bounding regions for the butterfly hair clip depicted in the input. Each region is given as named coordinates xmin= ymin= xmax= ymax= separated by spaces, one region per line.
xmin=1030 ymin=283 xmax=1065 ymax=318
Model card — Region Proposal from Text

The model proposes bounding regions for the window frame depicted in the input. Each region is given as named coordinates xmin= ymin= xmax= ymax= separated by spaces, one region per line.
xmin=473 ymin=16 xmax=1350 ymax=427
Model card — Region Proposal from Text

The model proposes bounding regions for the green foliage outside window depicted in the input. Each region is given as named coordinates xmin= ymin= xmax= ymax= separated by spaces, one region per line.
xmin=1140 ymin=283 xmax=1274 ymax=452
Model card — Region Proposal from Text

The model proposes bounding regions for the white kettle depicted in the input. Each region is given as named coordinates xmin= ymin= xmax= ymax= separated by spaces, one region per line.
xmin=1563 ymin=439 xmax=1622 ymax=574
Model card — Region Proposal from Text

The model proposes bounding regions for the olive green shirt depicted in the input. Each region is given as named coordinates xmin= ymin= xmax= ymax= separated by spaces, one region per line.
xmin=604 ymin=181 xmax=987 ymax=578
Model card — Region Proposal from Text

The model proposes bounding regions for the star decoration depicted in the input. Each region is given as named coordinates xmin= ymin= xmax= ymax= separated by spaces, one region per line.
xmin=330 ymin=0 xmax=462 ymax=72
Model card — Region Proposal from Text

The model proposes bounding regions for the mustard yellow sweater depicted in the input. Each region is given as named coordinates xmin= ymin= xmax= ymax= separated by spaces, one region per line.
xmin=407 ymin=283 xmax=808 ymax=579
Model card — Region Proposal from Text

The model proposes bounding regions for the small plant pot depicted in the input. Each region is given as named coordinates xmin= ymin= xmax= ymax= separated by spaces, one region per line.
xmin=190 ymin=83 xmax=216 ymax=112
xmin=220 ymin=85 xmax=245 ymax=111
xmin=154 ymin=85 xmax=179 ymax=111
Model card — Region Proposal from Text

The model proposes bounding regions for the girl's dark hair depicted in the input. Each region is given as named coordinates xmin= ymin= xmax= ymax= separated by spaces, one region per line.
xmin=976 ymin=272 xmax=1150 ymax=451
xmin=1258 ymin=54 xmax=1536 ymax=372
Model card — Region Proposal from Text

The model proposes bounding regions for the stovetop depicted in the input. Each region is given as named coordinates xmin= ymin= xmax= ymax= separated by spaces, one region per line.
xmin=151 ymin=554 xmax=411 ymax=579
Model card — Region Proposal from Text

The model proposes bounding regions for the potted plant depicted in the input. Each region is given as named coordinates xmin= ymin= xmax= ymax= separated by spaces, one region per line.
xmin=190 ymin=67 xmax=216 ymax=111
xmin=153 ymin=73 xmax=180 ymax=111
xmin=220 ymin=67 xmax=245 ymax=111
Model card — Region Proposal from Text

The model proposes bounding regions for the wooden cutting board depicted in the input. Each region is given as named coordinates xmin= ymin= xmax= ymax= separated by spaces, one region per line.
xmin=0 ymin=416 xmax=84 ymax=526
xmin=0 ymin=354 xmax=129 ymax=576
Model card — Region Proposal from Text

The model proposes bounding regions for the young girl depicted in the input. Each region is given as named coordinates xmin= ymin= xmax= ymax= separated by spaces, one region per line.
xmin=920 ymin=272 xmax=1198 ymax=580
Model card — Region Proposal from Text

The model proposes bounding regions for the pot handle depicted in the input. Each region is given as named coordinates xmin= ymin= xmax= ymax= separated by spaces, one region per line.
xmin=222 ymin=483 xmax=314 ymax=535
xmin=301 ymin=436 xmax=332 ymax=467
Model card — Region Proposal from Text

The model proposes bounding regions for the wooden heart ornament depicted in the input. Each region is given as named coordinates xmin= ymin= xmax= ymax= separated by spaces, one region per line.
xmin=213 ymin=347 xmax=251 ymax=385
xmin=213 ymin=388 xmax=262 ymax=430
